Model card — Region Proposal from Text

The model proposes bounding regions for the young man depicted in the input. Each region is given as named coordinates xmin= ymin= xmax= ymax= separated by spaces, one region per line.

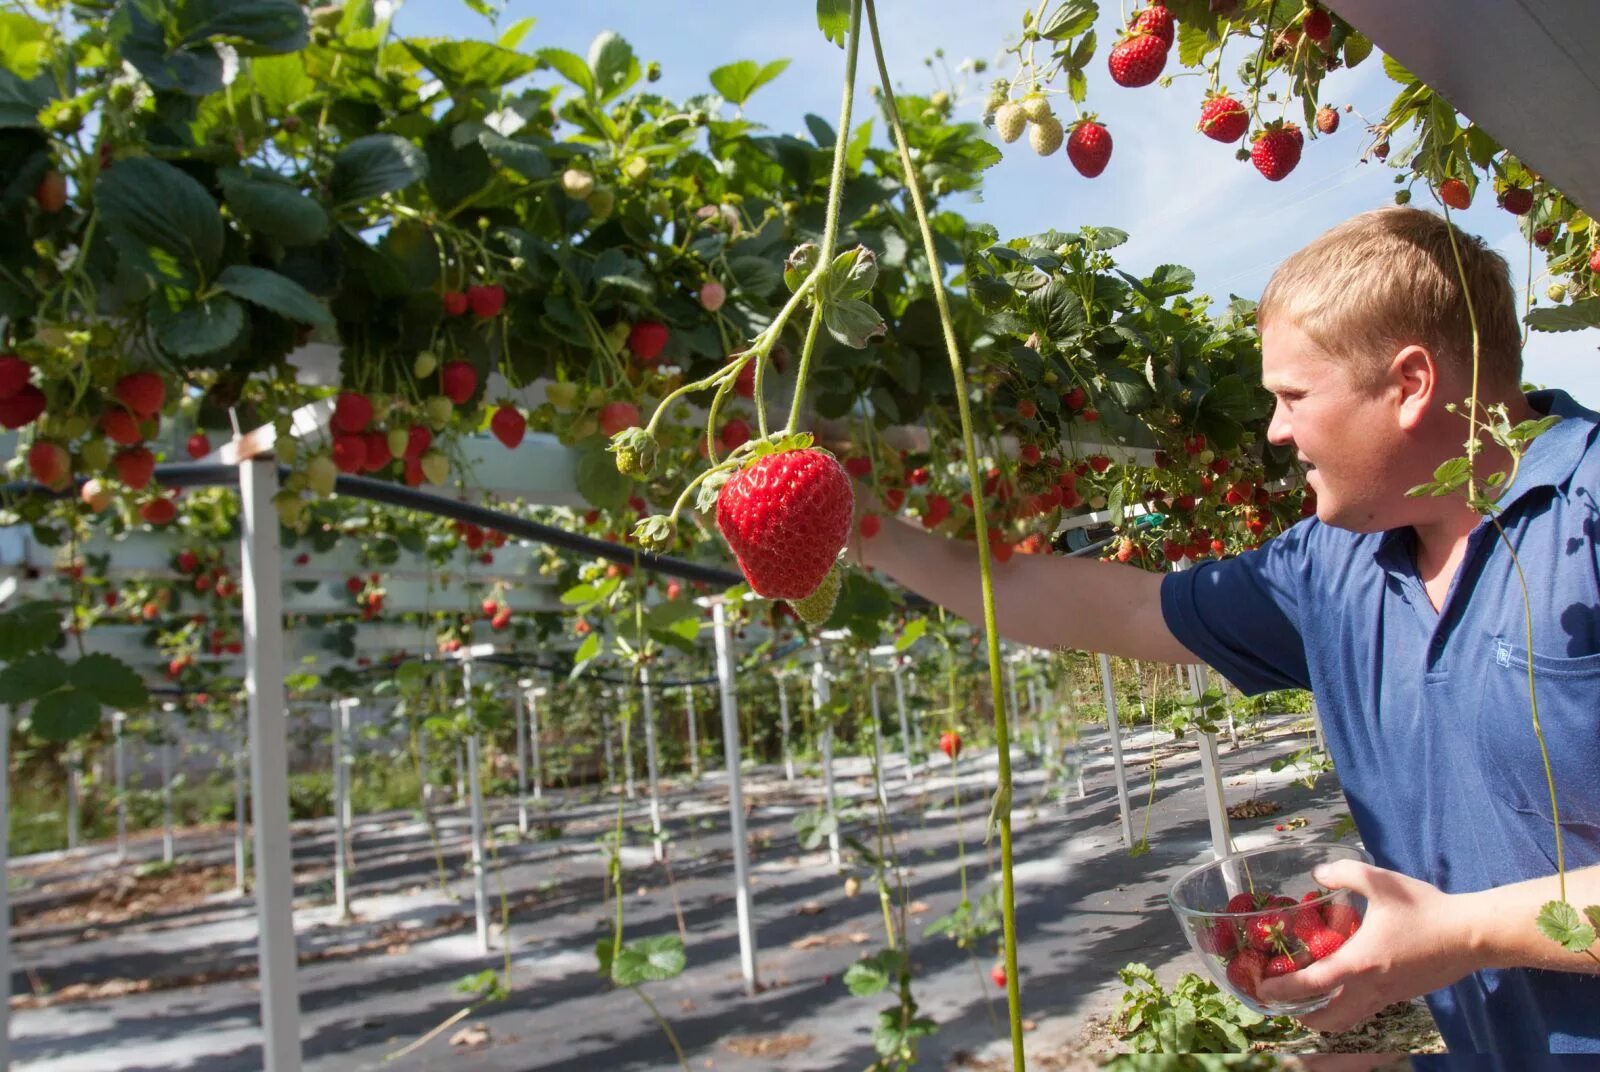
xmin=853 ymin=207 xmax=1600 ymax=1061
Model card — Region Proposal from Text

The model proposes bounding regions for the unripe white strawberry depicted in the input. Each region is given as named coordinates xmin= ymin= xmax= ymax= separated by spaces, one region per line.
xmin=1030 ymin=115 xmax=1064 ymax=156
xmin=994 ymin=102 xmax=1026 ymax=143
xmin=1019 ymin=93 xmax=1052 ymax=122
xmin=561 ymin=169 xmax=594 ymax=199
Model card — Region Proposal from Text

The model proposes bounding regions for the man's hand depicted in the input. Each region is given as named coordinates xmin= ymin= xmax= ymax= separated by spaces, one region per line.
xmin=1256 ymin=858 xmax=1484 ymax=1032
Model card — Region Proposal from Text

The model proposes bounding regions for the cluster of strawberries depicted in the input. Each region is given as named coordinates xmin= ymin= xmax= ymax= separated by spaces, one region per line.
xmin=1196 ymin=888 xmax=1363 ymax=1001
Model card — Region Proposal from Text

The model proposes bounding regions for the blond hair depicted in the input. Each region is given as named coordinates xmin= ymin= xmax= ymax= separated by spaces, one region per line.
xmin=1257 ymin=206 xmax=1521 ymax=389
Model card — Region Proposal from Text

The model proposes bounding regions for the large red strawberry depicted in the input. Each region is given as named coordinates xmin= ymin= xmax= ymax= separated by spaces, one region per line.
xmin=720 ymin=417 xmax=750 ymax=452
xmin=442 ymin=290 xmax=469 ymax=316
xmin=599 ymin=401 xmax=641 ymax=437
xmin=1247 ymin=909 xmax=1292 ymax=953
xmin=1132 ymin=5 xmax=1174 ymax=46
xmin=1198 ymin=95 xmax=1248 ymax=142
xmin=440 ymin=361 xmax=477 ymax=405
xmin=467 ymin=284 xmax=506 ymax=319
xmin=1250 ymin=124 xmax=1303 ymax=181
xmin=629 ymin=321 xmax=669 ymax=364
xmin=939 ymin=730 xmax=962 ymax=760
xmin=1108 ymin=33 xmax=1168 ymax=88
xmin=102 ymin=408 xmax=144 ymax=446
xmin=362 ymin=430 xmax=392 ymax=472
xmin=1303 ymin=927 xmax=1346 ymax=961
xmin=186 ymin=432 xmax=211 ymax=459
xmin=114 ymin=371 xmax=165 ymax=419
xmin=715 ymin=448 xmax=853 ymax=600
xmin=0 ymin=354 xmax=30 ymax=399
xmin=331 ymin=433 xmax=367 ymax=474
xmin=333 ymin=392 xmax=373 ymax=434
xmin=0 ymin=384 xmax=46 ymax=429
xmin=1067 ymin=120 xmax=1113 ymax=178
xmin=490 ymin=404 xmax=526 ymax=449
xmin=139 ymin=496 xmax=177 ymax=526
xmin=35 ymin=170 xmax=67 ymax=214
xmin=1225 ymin=948 xmax=1265 ymax=999
xmin=1264 ymin=951 xmax=1307 ymax=978
xmin=1499 ymin=187 xmax=1533 ymax=216
xmin=1439 ymin=178 xmax=1471 ymax=210
xmin=27 ymin=441 xmax=69 ymax=487
xmin=1195 ymin=918 xmax=1239 ymax=957
xmin=114 ymin=446 xmax=155 ymax=490
xmin=1301 ymin=4 xmax=1332 ymax=41
xmin=1322 ymin=901 xmax=1362 ymax=938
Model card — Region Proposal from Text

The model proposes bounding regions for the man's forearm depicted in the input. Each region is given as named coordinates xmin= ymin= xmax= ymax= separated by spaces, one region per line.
xmin=852 ymin=513 xmax=1196 ymax=664
xmin=1461 ymin=862 xmax=1600 ymax=974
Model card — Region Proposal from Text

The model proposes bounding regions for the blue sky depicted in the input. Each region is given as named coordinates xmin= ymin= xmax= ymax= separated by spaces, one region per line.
xmin=398 ymin=0 xmax=1600 ymax=406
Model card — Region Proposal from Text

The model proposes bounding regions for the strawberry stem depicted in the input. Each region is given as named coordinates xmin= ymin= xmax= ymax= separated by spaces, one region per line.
xmin=865 ymin=3 xmax=1026 ymax=1067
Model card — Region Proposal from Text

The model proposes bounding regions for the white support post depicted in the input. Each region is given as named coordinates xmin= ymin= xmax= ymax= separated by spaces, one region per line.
xmin=1223 ymin=682 xmax=1239 ymax=750
xmin=1 ymin=705 xmax=11 ymax=1069
xmin=514 ymin=687 xmax=529 ymax=836
xmin=812 ymin=660 xmax=841 ymax=868
xmin=1005 ymin=658 xmax=1021 ymax=753
xmin=455 ymin=741 xmax=466 ymax=802
xmin=1310 ymin=696 xmax=1328 ymax=755
xmin=461 ymin=660 xmax=490 ymax=954
xmin=239 ymin=457 xmax=303 ymax=1072
xmin=233 ymin=712 xmax=248 ymax=897
xmin=776 ymin=675 xmax=795 ymax=782
xmin=1027 ymin=675 xmax=1043 ymax=758
xmin=1188 ymin=663 xmax=1234 ymax=860
xmin=711 ymin=601 xmax=758 ymax=994
xmin=601 ymin=704 xmax=617 ymax=794
xmin=908 ymin=672 xmax=924 ymax=759
xmin=892 ymin=664 xmax=914 ymax=784
xmin=528 ymin=687 xmax=543 ymax=802
xmin=114 ymin=711 xmax=128 ymax=864
xmin=868 ymin=675 xmax=889 ymax=812
xmin=160 ymin=734 xmax=174 ymax=864
xmin=1135 ymin=661 xmax=1148 ymax=721
xmin=331 ymin=700 xmax=350 ymax=921
xmin=66 ymin=743 xmax=81 ymax=852
xmin=1098 ymin=653 xmax=1135 ymax=848
xmin=641 ymin=667 xmax=664 ymax=862
xmin=622 ymin=689 xmax=637 ymax=802
xmin=340 ymin=706 xmax=354 ymax=834
xmin=684 ymin=684 xmax=701 ymax=779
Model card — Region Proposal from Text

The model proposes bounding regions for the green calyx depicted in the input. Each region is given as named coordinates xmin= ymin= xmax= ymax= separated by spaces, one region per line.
xmin=609 ymin=426 xmax=659 ymax=477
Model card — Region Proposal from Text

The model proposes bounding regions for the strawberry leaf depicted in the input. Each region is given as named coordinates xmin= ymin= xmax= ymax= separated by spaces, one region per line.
xmin=1536 ymin=900 xmax=1597 ymax=953
xmin=822 ymin=297 xmax=886 ymax=349
xmin=843 ymin=949 xmax=905 ymax=996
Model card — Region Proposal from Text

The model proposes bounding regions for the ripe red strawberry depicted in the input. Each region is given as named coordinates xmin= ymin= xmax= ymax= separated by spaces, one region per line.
xmin=1066 ymin=120 xmax=1113 ymax=177
xmin=333 ymin=392 xmax=373 ymax=433
xmin=442 ymin=290 xmax=469 ymax=316
xmin=629 ymin=321 xmax=669 ymax=364
xmin=1250 ymin=124 xmax=1303 ymax=181
xmin=27 ymin=441 xmax=69 ymax=487
xmin=1195 ymin=918 xmax=1238 ymax=957
xmin=467 ymin=284 xmax=506 ymax=319
xmin=490 ymin=404 xmax=526 ymax=449
xmin=404 ymin=425 xmax=432 ymax=460
xmin=1315 ymin=105 xmax=1340 ymax=135
xmin=844 ymin=456 xmax=872 ymax=478
xmin=1301 ymin=5 xmax=1332 ymax=41
xmin=734 ymin=362 xmax=756 ymax=399
xmin=331 ymin=433 xmax=366 ymax=474
xmin=1226 ymin=948 xmax=1265 ymax=999
xmin=491 ymin=606 xmax=512 ymax=630
xmin=177 ymin=550 xmax=200 ymax=573
xmin=362 ymin=430 xmax=392 ymax=472
xmin=909 ymin=466 xmax=930 ymax=486
xmin=1533 ymin=226 xmax=1555 ymax=247
xmin=102 ymin=407 xmax=144 ymax=446
xmin=1247 ymin=910 xmax=1292 ymax=953
xmin=186 ymin=432 xmax=211 ymax=459
xmin=440 ymin=361 xmax=477 ymax=405
xmin=859 ymin=513 xmax=882 ymax=539
xmin=1088 ymin=454 xmax=1111 ymax=473
xmin=1322 ymin=901 xmax=1362 ymax=937
xmin=0 ymin=354 xmax=30 ymax=399
xmin=715 ymin=448 xmax=853 ymax=600
xmin=1198 ymin=95 xmax=1248 ymax=142
xmin=922 ymin=494 xmax=951 ymax=528
xmin=720 ymin=417 xmax=750 ymax=452
xmin=939 ymin=730 xmax=962 ymax=760
xmin=1264 ymin=951 xmax=1305 ymax=978
xmin=140 ymin=496 xmax=177 ymax=526
xmin=1304 ymin=927 xmax=1346 ymax=961
xmin=1062 ymin=386 xmax=1088 ymax=411
xmin=883 ymin=487 xmax=905 ymax=511
xmin=1439 ymin=178 xmax=1471 ymax=210
xmin=1017 ymin=399 xmax=1037 ymax=420
xmin=1499 ymin=187 xmax=1533 ymax=216
xmin=114 ymin=446 xmax=155 ymax=490
xmin=1020 ymin=444 xmax=1041 ymax=464
xmin=1132 ymin=5 xmax=1174 ymax=46
xmin=35 ymin=170 xmax=67 ymax=214
xmin=599 ymin=401 xmax=641 ymax=437
xmin=1591 ymin=248 xmax=1600 ymax=275
xmin=990 ymin=963 xmax=1007 ymax=988
xmin=114 ymin=371 xmax=165 ymax=419
xmin=1108 ymin=33 xmax=1167 ymax=88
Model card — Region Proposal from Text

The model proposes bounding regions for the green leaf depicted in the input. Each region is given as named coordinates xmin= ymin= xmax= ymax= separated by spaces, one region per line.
xmin=152 ymin=294 xmax=247 ymax=358
xmin=575 ymin=437 xmax=632 ymax=511
xmin=1382 ymin=54 xmax=1417 ymax=85
xmin=1585 ymin=905 xmax=1600 ymax=933
xmin=709 ymin=58 xmax=792 ymax=106
xmin=587 ymin=32 xmax=639 ymax=103
xmin=561 ymin=583 xmax=600 ymax=606
xmin=1039 ymin=0 xmax=1097 ymax=41
xmin=728 ymin=254 xmax=783 ymax=298
xmin=31 ymin=688 xmax=101 ymax=741
xmin=536 ymin=48 xmax=593 ymax=96
xmin=0 ymin=651 xmax=70 ymax=704
xmin=816 ymin=0 xmax=850 ymax=47
xmin=0 ymin=601 xmax=62 ymax=660
xmin=823 ymin=297 xmax=886 ymax=349
xmin=571 ymin=631 xmax=602 ymax=670
xmin=1343 ymin=32 xmax=1374 ymax=69
xmin=843 ymin=949 xmax=905 ymax=996
xmin=612 ymin=935 xmax=686 ymax=986
xmin=792 ymin=807 xmax=838 ymax=850
xmin=498 ymin=17 xmax=537 ymax=50
xmin=218 ymin=168 xmax=329 ymax=246
xmin=330 ymin=134 xmax=428 ymax=207
xmin=894 ymin=618 xmax=926 ymax=652
xmin=73 ymin=653 xmax=148 ymax=709
xmin=404 ymin=39 xmax=538 ymax=93
xmin=1537 ymin=900 xmax=1598 ymax=954
xmin=1525 ymin=298 xmax=1600 ymax=333
xmin=594 ymin=936 xmax=615 ymax=978
xmin=96 ymin=158 xmax=225 ymax=278
xmin=0 ymin=68 xmax=52 ymax=129
xmin=1026 ymin=279 xmax=1088 ymax=338
xmin=250 ymin=54 xmax=314 ymax=112
xmin=478 ymin=132 xmax=550 ymax=179
xmin=180 ymin=0 xmax=309 ymax=57
xmin=1176 ymin=21 xmax=1211 ymax=67
xmin=217 ymin=265 xmax=333 ymax=326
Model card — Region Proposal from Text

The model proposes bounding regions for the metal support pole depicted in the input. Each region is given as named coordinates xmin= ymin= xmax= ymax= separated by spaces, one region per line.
xmin=1188 ymin=663 xmax=1234 ymax=860
xmin=684 ymin=685 xmax=701 ymax=779
xmin=528 ymin=687 xmax=543 ymax=801
xmin=239 ymin=457 xmax=302 ymax=1071
xmin=601 ymin=703 xmax=617 ymax=794
xmin=114 ymin=711 xmax=128 ymax=864
xmin=331 ymin=700 xmax=350 ymax=920
xmin=461 ymin=660 xmax=490 ymax=953
xmin=160 ymin=736 xmax=174 ymax=864
xmin=1310 ymin=696 xmax=1328 ymax=755
xmin=1027 ymin=675 xmax=1043 ymax=758
xmin=908 ymin=672 xmax=924 ymax=759
xmin=892 ymin=665 xmax=914 ymax=784
xmin=776 ymin=675 xmax=795 ymax=782
xmin=234 ymin=712 xmax=248 ymax=896
xmin=622 ymin=690 xmax=637 ymax=802
xmin=868 ymin=676 xmax=889 ymax=811
xmin=455 ymin=741 xmax=466 ymax=802
xmin=812 ymin=660 xmax=841 ymax=867
xmin=514 ymin=687 xmax=529 ymax=836
xmin=711 ymin=602 xmax=758 ymax=993
xmin=1 ymin=705 xmax=11 ymax=1068
xmin=1223 ymin=683 xmax=1239 ymax=750
xmin=1098 ymin=653 xmax=1135 ymax=848
xmin=66 ymin=743 xmax=81 ymax=852
xmin=641 ymin=667 xmax=664 ymax=862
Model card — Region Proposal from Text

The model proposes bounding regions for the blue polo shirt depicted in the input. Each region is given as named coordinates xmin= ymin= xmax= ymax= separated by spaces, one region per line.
xmin=1162 ymin=389 xmax=1600 ymax=1062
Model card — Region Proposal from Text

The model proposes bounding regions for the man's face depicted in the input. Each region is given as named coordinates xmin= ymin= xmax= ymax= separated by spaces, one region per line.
xmin=1262 ymin=319 xmax=1403 ymax=533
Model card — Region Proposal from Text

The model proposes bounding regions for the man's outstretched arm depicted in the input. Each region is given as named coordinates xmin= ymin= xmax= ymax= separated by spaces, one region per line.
xmin=851 ymin=512 xmax=1199 ymax=665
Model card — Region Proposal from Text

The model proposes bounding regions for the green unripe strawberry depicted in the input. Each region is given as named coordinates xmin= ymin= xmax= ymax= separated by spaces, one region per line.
xmin=561 ymin=169 xmax=594 ymax=199
xmin=420 ymin=450 xmax=449 ymax=485
xmin=1030 ymin=115 xmax=1064 ymax=156
xmin=1548 ymin=283 xmax=1568 ymax=303
xmin=546 ymin=381 xmax=579 ymax=410
xmin=1020 ymin=93 xmax=1052 ymax=122
xmin=274 ymin=491 xmax=307 ymax=528
xmin=307 ymin=454 xmax=337 ymax=497
xmin=994 ymin=102 xmax=1026 ymax=143
xmin=278 ymin=437 xmax=298 ymax=465
xmin=79 ymin=438 xmax=110 ymax=471
xmin=610 ymin=426 xmax=659 ymax=477
xmin=586 ymin=186 xmax=615 ymax=219
xmin=413 ymin=350 xmax=439 ymax=378
xmin=387 ymin=427 xmax=410 ymax=459
xmin=424 ymin=395 xmax=454 ymax=428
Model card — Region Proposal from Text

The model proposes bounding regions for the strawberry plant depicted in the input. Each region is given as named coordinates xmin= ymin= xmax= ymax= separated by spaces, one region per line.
xmin=1113 ymin=963 xmax=1298 ymax=1053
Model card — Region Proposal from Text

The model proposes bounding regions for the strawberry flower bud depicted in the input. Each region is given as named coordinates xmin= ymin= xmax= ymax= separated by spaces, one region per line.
xmin=609 ymin=426 xmax=659 ymax=477
xmin=632 ymin=514 xmax=676 ymax=553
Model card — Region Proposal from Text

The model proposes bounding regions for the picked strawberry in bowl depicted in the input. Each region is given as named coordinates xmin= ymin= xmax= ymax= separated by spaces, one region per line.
xmin=1168 ymin=842 xmax=1369 ymax=1016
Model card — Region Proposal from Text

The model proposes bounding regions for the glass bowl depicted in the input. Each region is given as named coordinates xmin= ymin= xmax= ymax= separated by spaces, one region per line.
xmin=1168 ymin=842 xmax=1370 ymax=1016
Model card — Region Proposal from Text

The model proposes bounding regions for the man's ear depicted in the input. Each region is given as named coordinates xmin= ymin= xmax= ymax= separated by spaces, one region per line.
xmin=1389 ymin=344 xmax=1436 ymax=431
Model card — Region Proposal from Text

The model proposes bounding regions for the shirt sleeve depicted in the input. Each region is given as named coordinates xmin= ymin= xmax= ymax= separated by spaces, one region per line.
xmin=1160 ymin=519 xmax=1315 ymax=695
